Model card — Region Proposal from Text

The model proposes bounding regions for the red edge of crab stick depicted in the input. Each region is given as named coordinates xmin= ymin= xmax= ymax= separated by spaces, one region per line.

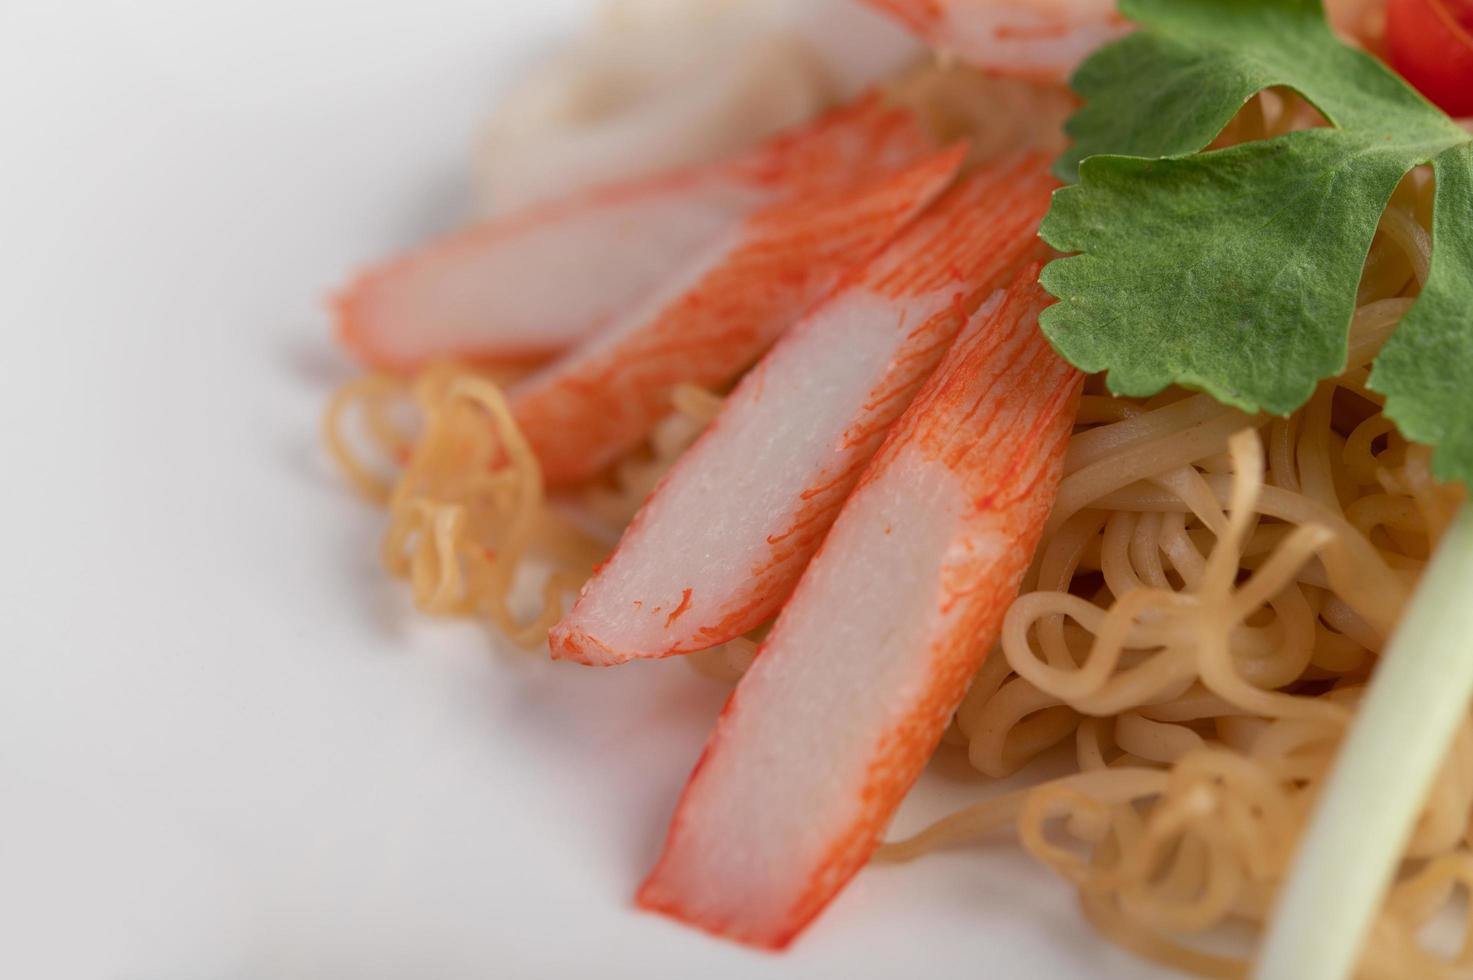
xmin=509 ymin=141 xmax=970 ymax=487
xmin=861 ymin=0 xmax=1127 ymax=81
xmin=335 ymin=92 xmax=939 ymax=372
xmin=550 ymin=154 xmax=1058 ymax=666
xmin=636 ymin=264 xmax=1084 ymax=949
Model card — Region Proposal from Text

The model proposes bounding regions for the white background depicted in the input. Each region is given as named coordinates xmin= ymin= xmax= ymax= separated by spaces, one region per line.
xmin=0 ymin=1 xmax=1173 ymax=977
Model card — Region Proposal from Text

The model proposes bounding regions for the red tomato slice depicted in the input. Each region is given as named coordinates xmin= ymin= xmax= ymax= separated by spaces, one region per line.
xmin=1386 ymin=0 xmax=1473 ymax=116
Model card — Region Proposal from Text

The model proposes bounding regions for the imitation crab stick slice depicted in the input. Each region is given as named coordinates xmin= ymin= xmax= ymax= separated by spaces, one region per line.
xmin=549 ymin=154 xmax=1056 ymax=666
xmin=637 ymin=266 xmax=1083 ymax=949
xmin=863 ymin=0 xmax=1127 ymax=81
xmin=336 ymin=93 xmax=939 ymax=371
xmin=509 ymin=142 xmax=969 ymax=487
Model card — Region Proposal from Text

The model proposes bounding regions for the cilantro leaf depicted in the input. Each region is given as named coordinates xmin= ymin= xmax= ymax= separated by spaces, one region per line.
xmin=1054 ymin=0 xmax=1450 ymax=182
xmin=1369 ymin=144 xmax=1473 ymax=483
xmin=1038 ymin=0 xmax=1473 ymax=483
xmin=1041 ymin=131 xmax=1442 ymax=413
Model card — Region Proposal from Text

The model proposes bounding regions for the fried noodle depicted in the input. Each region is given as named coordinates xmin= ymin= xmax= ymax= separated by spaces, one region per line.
xmin=325 ymin=89 xmax=1465 ymax=979
xmin=878 ymin=157 xmax=1468 ymax=979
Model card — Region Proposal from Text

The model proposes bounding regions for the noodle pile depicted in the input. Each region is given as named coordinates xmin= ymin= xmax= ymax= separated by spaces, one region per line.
xmin=325 ymin=90 xmax=1464 ymax=979
xmin=877 ymin=151 xmax=1467 ymax=978
xmin=325 ymin=368 xmax=725 ymax=646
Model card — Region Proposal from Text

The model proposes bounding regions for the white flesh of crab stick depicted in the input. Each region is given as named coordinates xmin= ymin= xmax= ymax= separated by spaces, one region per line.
xmin=551 ymin=154 xmax=1057 ymax=664
xmin=336 ymin=93 xmax=938 ymax=370
xmin=637 ymin=265 xmax=1083 ymax=949
xmin=509 ymin=142 xmax=969 ymax=486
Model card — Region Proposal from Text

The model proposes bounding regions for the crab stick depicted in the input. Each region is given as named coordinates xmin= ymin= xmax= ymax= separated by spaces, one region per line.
xmin=863 ymin=0 xmax=1127 ymax=81
xmin=550 ymin=154 xmax=1056 ymax=665
xmin=337 ymin=93 xmax=939 ymax=371
xmin=510 ymin=142 xmax=969 ymax=486
xmin=637 ymin=265 xmax=1083 ymax=949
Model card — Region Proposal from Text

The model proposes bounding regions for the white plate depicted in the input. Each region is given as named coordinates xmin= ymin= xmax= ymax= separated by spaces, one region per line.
xmin=0 ymin=2 xmax=1176 ymax=977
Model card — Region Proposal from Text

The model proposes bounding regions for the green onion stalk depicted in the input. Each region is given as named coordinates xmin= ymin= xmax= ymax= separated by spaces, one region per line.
xmin=1257 ymin=500 xmax=1473 ymax=980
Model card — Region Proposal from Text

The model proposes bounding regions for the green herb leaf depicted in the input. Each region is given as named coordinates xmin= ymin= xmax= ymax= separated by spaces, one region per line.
xmin=1369 ymin=144 xmax=1473 ymax=482
xmin=1038 ymin=0 xmax=1473 ymax=482
xmin=1052 ymin=0 xmax=1452 ymax=182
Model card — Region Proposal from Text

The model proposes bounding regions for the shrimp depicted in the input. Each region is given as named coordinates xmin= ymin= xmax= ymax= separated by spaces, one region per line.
xmin=637 ymin=264 xmax=1083 ymax=948
xmin=864 ymin=0 xmax=1128 ymax=80
xmin=550 ymin=154 xmax=1056 ymax=665
xmin=867 ymin=0 xmax=1388 ymax=81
